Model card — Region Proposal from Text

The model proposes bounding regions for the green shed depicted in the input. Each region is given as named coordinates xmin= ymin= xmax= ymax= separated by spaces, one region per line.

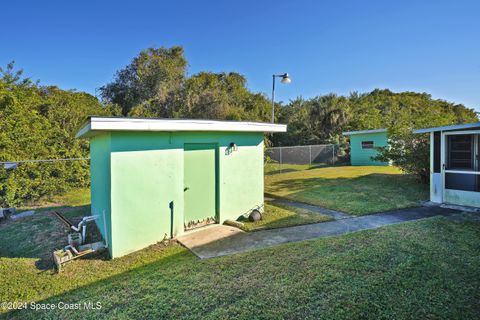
xmin=76 ymin=117 xmax=287 ymax=258
xmin=342 ymin=129 xmax=389 ymax=166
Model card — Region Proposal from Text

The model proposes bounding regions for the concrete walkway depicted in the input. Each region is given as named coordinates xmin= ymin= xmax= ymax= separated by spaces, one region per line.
xmin=177 ymin=205 xmax=460 ymax=259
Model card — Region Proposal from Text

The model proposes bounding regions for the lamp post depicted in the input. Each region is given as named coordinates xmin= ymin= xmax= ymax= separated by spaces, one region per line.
xmin=271 ymin=73 xmax=291 ymax=123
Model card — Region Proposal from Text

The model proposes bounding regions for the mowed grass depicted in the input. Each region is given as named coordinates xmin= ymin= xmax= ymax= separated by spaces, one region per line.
xmin=18 ymin=188 xmax=91 ymax=211
xmin=265 ymin=165 xmax=428 ymax=215
xmin=1 ymin=209 xmax=480 ymax=319
xmin=265 ymin=162 xmax=318 ymax=175
xmin=264 ymin=162 xmax=344 ymax=175
xmin=239 ymin=203 xmax=333 ymax=231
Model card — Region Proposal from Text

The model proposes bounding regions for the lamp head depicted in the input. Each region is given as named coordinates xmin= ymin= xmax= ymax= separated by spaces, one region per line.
xmin=280 ymin=73 xmax=291 ymax=84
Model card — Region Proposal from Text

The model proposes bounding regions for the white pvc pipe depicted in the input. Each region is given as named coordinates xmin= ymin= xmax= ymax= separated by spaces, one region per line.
xmin=82 ymin=225 xmax=86 ymax=244
xmin=64 ymin=245 xmax=79 ymax=255
xmin=102 ymin=210 xmax=109 ymax=249
xmin=71 ymin=215 xmax=97 ymax=232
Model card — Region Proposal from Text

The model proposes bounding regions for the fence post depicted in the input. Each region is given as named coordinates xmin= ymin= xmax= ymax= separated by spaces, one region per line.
xmin=309 ymin=145 xmax=312 ymax=167
xmin=332 ymin=144 xmax=335 ymax=165
xmin=279 ymin=146 xmax=283 ymax=174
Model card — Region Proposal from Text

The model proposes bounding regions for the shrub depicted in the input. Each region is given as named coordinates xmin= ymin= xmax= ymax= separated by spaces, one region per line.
xmin=374 ymin=130 xmax=430 ymax=183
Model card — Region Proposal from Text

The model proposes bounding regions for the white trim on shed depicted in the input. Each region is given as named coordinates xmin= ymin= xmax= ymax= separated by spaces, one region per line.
xmin=342 ymin=128 xmax=387 ymax=136
xmin=76 ymin=117 xmax=287 ymax=138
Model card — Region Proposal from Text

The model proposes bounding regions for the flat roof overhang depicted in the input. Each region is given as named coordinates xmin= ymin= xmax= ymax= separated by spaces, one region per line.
xmin=76 ymin=117 xmax=287 ymax=138
xmin=342 ymin=128 xmax=387 ymax=136
xmin=413 ymin=122 xmax=480 ymax=134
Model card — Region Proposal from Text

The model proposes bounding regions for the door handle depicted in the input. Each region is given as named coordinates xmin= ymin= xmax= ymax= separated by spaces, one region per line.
xmin=184 ymin=187 xmax=189 ymax=192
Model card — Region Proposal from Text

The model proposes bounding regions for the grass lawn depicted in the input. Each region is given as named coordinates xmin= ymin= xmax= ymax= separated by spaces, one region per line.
xmin=1 ymin=203 xmax=479 ymax=319
xmin=265 ymin=162 xmax=317 ymax=175
xmin=239 ymin=203 xmax=333 ymax=231
xmin=265 ymin=165 xmax=428 ymax=215
xmin=18 ymin=188 xmax=91 ymax=211
xmin=264 ymin=162 xmax=344 ymax=175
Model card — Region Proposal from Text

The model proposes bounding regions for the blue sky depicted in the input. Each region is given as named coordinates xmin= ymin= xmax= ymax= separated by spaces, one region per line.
xmin=2 ymin=0 xmax=479 ymax=111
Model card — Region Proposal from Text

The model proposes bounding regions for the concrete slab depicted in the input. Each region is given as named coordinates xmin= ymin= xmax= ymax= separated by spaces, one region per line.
xmin=440 ymin=203 xmax=480 ymax=213
xmin=0 ymin=207 xmax=16 ymax=219
xmin=9 ymin=210 xmax=35 ymax=220
xmin=177 ymin=206 xmax=461 ymax=259
xmin=176 ymin=225 xmax=245 ymax=258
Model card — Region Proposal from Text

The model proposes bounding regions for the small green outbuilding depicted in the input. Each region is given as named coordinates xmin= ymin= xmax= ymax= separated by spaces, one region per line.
xmin=342 ymin=129 xmax=389 ymax=166
xmin=76 ymin=117 xmax=287 ymax=258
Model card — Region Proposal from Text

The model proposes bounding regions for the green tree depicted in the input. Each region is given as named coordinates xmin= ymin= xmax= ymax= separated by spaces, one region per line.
xmin=178 ymin=72 xmax=271 ymax=121
xmin=274 ymin=94 xmax=350 ymax=146
xmin=100 ymin=47 xmax=187 ymax=116
xmin=101 ymin=47 xmax=272 ymax=122
xmin=276 ymin=89 xmax=478 ymax=147
xmin=0 ymin=62 xmax=112 ymax=206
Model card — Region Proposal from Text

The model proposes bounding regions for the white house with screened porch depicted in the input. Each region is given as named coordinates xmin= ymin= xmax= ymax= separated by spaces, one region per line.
xmin=414 ymin=122 xmax=480 ymax=208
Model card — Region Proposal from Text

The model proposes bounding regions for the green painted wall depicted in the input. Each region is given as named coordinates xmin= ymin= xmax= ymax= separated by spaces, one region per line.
xmin=218 ymin=136 xmax=264 ymax=219
xmin=95 ymin=131 xmax=263 ymax=258
xmin=89 ymin=133 xmax=113 ymax=254
xmin=349 ymin=132 xmax=389 ymax=166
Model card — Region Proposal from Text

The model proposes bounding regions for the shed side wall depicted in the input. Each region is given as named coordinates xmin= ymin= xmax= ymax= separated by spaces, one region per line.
xmin=89 ymin=133 xmax=113 ymax=256
xmin=350 ymin=132 xmax=389 ymax=166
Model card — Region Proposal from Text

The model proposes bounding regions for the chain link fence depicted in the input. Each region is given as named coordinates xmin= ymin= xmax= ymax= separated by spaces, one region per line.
xmin=265 ymin=144 xmax=349 ymax=174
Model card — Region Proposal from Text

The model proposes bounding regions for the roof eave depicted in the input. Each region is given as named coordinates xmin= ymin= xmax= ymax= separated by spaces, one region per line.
xmin=342 ymin=128 xmax=387 ymax=136
xmin=75 ymin=123 xmax=92 ymax=138
xmin=75 ymin=117 xmax=287 ymax=138
xmin=413 ymin=122 xmax=480 ymax=134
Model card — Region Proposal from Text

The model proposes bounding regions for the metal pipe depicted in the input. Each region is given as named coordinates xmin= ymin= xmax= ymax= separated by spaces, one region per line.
xmin=271 ymin=75 xmax=276 ymax=123
xmin=53 ymin=211 xmax=73 ymax=228
xmin=271 ymin=73 xmax=291 ymax=123
xmin=169 ymin=201 xmax=174 ymax=239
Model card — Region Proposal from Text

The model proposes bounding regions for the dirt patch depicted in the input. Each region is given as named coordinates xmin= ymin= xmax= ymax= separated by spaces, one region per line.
xmin=35 ymin=213 xmax=71 ymax=269
xmin=0 ymin=208 xmax=104 ymax=270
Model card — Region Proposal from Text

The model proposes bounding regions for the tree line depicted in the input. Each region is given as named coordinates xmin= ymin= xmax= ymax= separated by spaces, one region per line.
xmin=0 ymin=46 xmax=478 ymax=206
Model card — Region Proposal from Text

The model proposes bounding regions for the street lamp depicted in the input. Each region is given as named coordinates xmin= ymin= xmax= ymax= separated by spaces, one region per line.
xmin=271 ymin=73 xmax=291 ymax=123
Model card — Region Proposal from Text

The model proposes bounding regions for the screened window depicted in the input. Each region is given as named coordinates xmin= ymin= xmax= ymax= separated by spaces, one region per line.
xmin=447 ymin=135 xmax=474 ymax=170
xmin=361 ymin=141 xmax=374 ymax=149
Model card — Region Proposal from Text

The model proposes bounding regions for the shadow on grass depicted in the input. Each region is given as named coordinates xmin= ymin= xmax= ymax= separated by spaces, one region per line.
xmin=241 ymin=214 xmax=331 ymax=232
xmin=239 ymin=202 xmax=333 ymax=232
xmin=6 ymin=243 xmax=192 ymax=319
xmin=0 ymin=204 xmax=102 ymax=270
xmin=306 ymin=164 xmax=350 ymax=170
xmin=7 ymin=217 xmax=480 ymax=319
xmin=265 ymin=168 xmax=301 ymax=175
xmin=267 ymin=173 xmax=428 ymax=215
xmin=265 ymin=164 xmax=351 ymax=176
